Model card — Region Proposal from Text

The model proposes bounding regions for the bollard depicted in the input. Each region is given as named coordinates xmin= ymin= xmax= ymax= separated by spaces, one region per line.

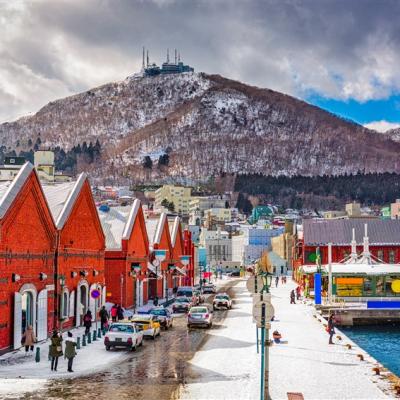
xmin=93 ymin=330 xmax=97 ymax=341
xmin=87 ymin=332 xmax=92 ymax=344
xmin=82 ymin=334 xmax=87 ymax=346
xmin=77 ymin=336 xmax=81 ymax=350
xmin=35 ymin=347 xmax=40 ymax=363
xmin=98 ymin=327 xmax=101 ymax=338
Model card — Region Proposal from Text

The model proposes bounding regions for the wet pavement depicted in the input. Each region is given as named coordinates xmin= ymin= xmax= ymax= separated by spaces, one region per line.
xmin=15 ymin=280 xmax=239 ymax=400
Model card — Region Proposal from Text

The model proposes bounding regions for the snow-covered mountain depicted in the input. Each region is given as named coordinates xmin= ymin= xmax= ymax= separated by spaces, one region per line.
xmin=1 ymin=72 xmax=400 ymax=182
xmin=382 ymin=128 xmax=400 ymax=143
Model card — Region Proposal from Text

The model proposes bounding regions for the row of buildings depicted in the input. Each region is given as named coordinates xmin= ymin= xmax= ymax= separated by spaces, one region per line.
xmin=0 ymin=164 xmax=194 ymax=353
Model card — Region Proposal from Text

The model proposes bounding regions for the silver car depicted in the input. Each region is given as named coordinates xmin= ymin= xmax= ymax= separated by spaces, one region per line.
xmin=187 ymin=305 xmax=213 ymax=328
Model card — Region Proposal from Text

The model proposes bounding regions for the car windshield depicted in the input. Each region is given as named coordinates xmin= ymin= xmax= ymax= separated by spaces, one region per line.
xmin=216 ymin=295 xmax=229 ymax=300
xmin=176 ymin=298 xmax=190 ymax=303
xmin=109 ymin=324 xmax=134 ymax=333
xmin=190 ymin=307 xmax=208 ymax=314
xmin=177 ymin=290 xmax=193 ymax=297
xmin=150 ymin=309 xmax=167 ymax=316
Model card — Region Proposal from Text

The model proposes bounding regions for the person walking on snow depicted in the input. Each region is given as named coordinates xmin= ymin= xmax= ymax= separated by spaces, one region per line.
xmin=65 ymin=331 xmax=77 ymax=372
xmin=117 ymin=304 xmax=124 ymax=320
xmin=83 ymin=310 xmax=92 ymax=335
xmin=328 ymin=314 xmax=336 ymax=344
xmin=111 ymin=304 xmax=118 ymax=322
xmin=290 ymin=290 xmax=296 ymax=304
xmin=49 ymin=330 xmax=63 ymax=371
xmin=296 ymin=285 xmax=301 ymax=300
xmin=275 ymin=276 xmax=279 ymax=288
xmin=99 ymin=306 xmax=109 ymax=330
xmin=21 ymin=325 xmax=36 ymax=354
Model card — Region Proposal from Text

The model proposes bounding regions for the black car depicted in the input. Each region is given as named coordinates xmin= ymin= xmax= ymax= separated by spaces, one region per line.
xmin=149 ymin=307 xmax=173 ymax=329
xmin=228 ymin=271 xmax=240 ymax=277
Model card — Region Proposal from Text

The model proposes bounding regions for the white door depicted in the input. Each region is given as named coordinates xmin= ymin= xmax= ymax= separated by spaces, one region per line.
xmin=37 ymin=289 xmax=48 ymax=341
xmin=75 ymin=289 xmax=81 ymax=327
xmin=163 ymin=275 xmax=167 ymax=299
xmin=89 ymin=283 xmax=96 ymax=316
xmin=102 ymin=286 xmax=106 ymax=307
xmin=69 ymin=290 xmax=75 ymax=318
xmin=136 ymin=280 xmax=142 ymax=307
xmin=14 ymin=293 xmax=22 ymax=349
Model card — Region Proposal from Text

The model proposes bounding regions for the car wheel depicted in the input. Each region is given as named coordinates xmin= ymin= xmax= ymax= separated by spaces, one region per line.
xmin=152 ymin=333 xmax=156 ymax=340
xmin=164 ymin=324 xmax=169 ymax=331
xmin=140 ymin=338 xmax=143 ymax=347
xmin=213 ymin=306 xmax=216 ymax=311
xmin=132 ymin=343 xmax=137 ymax=351
xmin=187 ymin=324 xmax=191 ymax=329
xmin=106 ymin=346 xmax=111 ymax=351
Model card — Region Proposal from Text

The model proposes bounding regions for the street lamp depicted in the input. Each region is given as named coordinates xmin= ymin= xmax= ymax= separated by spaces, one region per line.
xmin=167 ymin=264 xmax=176 ymax=302
xmin=153 ymin=249 xmax=167 ymax=302
xmin=59 ymin=274 xmax=66 ymax=332
xmin=180 ymin=255 xmax=190 ymax=286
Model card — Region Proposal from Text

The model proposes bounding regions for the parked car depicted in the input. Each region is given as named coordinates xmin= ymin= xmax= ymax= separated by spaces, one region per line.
xmin=202 ymin=284 xmax=216 ymax=294
xmin=131 ymin=314 xmax=161 ymax=339
xmin=176 ymin=286 xmax=198 ymax=305
xmin=172 ymin=297 xmax=192 ymax=313
xmin=227 ymin=271 xmax=240 ymax=277
xmin=104 ymin=322 xmax=144 ymax=351
xmin=149 ymin=307 xmax=173 ymax=329
xmin=187 ymin=305 xmax=213 ymax=328
xmin=213 ymin=293 xmax=232 ymax=310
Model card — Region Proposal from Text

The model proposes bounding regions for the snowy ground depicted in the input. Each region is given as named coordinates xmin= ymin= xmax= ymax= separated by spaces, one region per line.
xmin=179 ymin=278 xmax=395 ymax=400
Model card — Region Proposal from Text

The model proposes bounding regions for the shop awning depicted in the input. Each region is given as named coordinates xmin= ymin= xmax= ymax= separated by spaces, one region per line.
xmin=174 ymin=267 xmax=186 ymax=276
xmin=147 ymin=262 xmax=163 ymax=279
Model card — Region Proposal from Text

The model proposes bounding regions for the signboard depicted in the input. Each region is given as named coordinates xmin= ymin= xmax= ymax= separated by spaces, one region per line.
xmin=246 ymin=276 xmax=263 ymax=293
xmin=91 ymin=289 xmax=101 ymax=299
xmin=253 ymin=301 xmax=275 ymax=327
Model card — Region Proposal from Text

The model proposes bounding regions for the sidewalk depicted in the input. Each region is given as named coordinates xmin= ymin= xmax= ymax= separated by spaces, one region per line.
xmin=0 ymin=324 xmax=133 ymax=398
xmin=269 ymin=279 xmax=393 ymax=399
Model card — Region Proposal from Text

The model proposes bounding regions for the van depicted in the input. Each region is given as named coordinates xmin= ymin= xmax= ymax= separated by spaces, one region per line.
xmin=176 ymin=287 xmax=198 ymax=305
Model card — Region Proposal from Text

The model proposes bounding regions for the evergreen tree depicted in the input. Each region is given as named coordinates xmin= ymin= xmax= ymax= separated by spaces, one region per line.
xmin=142 ymin=156 xmax=153 ymax=169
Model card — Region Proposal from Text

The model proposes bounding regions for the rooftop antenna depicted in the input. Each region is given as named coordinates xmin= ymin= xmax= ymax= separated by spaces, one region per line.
xmin=142 ymin=46 xmax=145 ymax=71
xmin=167 ymin=48 xmax=170 ymax=63
xmin=146 ymin=50 xmax=149 ymax=67
xmin=174 ymin=49 xmax=177 ymax=64
xmin=362 ymin=223 xmax=371 ymax=264
xmin=178 ymin=52 xmax=181 ymax=62
xmin=349 ymin=228 xmax=358 ymax=262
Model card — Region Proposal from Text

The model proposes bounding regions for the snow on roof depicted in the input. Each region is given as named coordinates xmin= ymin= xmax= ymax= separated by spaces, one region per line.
xmin=146 ymin=213 xmax=167 ymax=247
xmin=169 ymin=216 xmax=180 ymax=247
xmin=98 ymin=206 xmax=131 ymax=249
xmin=0 ymin=162 xmax=34 ymax=219
xmin=42 ymin=173 xmax=87 ymax=229
xmin=122 ymin=199 xmax=141 ymax=241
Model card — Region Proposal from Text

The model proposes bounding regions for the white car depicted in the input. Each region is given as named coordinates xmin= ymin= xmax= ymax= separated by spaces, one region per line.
xmin=104 ymin=322 xmax=144 ymax=351
xmin=213 ymin=293 xmax=232 ymax=310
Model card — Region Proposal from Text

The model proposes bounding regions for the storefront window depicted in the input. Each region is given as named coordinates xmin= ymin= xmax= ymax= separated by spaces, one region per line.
xmin=363 ymin=277 xmax=373 ymax=296
xmin=389 ymin=251 xmax=396 ymax=264
xmin=377 ymin=250 xmax=384 ymax=261
xmin=375 ymin=277 xmax=385 ymax=296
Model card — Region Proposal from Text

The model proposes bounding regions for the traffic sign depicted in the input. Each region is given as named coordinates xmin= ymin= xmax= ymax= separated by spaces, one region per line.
xmin=246 ymin=276 xmax=263 ymax=293
xmin=253 ymin=301 xmax=275 ymax=327
xmin=91 ymin=289 xmax=101 ymax=299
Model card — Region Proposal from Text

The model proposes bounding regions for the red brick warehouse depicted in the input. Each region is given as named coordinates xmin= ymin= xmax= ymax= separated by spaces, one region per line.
xmin=0 ymin=163 xmax=57 ymax=352
xmin=42 ymin=173 xmax=105 ymax=330
xmin=146 ymin=213 xmax=173 ymax=300
xmin=99 ymin=199 xmax=150 ymax=309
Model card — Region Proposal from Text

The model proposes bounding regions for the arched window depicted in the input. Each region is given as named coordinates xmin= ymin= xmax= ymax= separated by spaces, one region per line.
xmin=62 ymin=290 xmax=69 ymax=318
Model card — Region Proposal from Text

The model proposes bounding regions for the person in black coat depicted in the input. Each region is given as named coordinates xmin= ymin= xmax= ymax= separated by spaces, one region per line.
xmin=328 ymin=314 xmax=335 ymax=344
xmin=99 ymin=306 xmax=109 ymax=330
xmin=117 ymin=305 xmax=124 ymax=321
xmin=290 ymin=290 xmax=296 ymax=304
xmin=83 ymin=310 xmax=92 ymax=335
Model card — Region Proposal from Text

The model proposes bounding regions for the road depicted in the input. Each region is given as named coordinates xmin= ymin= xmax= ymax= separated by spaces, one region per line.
xmin=18 ymin=279 xmax=240 ymax=400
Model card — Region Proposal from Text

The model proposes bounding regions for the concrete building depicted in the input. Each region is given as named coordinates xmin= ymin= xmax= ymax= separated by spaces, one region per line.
xmin=0 ymin=156 xmax=26 ymax=181
xmin=34 ymin=150 xmax=55 ymax=182
xmin=204 ymin=208 xmax=232 ymax=223
xmin=323 ymin=210 xmax=347 ymax=219
xmin=391 ymin=199 xmax=400 ymax=219
xmin=201 ymin=229 xmax=233 ymax=265
xmin=346 ymin=202 xmax=361 ymax=217
xmin=189 ymin=196 xmax=227 ymax=213
xmin=155 ymin=185 xmax=192 ymax=214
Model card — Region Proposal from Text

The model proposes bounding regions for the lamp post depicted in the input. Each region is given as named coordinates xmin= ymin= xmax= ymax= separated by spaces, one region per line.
xmin=180 ymin=255 xmax=190 ymax=287
xmin=131 ymin=263 xmax=141 ymax=311
xmin=167 ymin=264 xmax=176 ymax=302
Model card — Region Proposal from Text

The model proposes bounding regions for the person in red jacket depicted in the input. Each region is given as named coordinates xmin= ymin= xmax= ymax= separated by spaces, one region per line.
xmin=111 ymin=304 xmax=118 ymax=322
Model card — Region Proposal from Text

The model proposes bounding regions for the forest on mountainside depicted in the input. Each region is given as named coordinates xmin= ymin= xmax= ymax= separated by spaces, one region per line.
xmin=235 ymin=173 xmax=400 ymax=209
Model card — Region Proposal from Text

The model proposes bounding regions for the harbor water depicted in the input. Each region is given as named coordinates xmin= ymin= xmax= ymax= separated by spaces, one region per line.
xmin=342 ymin=325 xmax=400 ymax=376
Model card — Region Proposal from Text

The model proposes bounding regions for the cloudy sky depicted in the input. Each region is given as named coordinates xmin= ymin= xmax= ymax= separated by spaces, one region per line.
xmin=1 ymin=0 xmax=400 ymax=131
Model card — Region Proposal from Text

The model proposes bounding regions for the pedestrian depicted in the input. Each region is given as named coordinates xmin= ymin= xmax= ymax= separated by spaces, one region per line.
xmin=153 ymin=296 xmax=159 ymax=307
xmin=117 ymin=304 xmax=124 ymax=320
xmin=290 ymin=290 xmax=296 ymax=304
xmin=83 ymin=310 xmax=92 ymax=335
xmin=296 ymin=285 xmax=301 ymax=300
xmin=111 ymin=304 xmax=118 ymax=322
xmin=281 ymin=275 xmax=285 ymax=285
xmin=284 ymin=276 xmax=287 ymax=284
xmin=65 ymin=331 xmax=77 ymax=372
xmin=21 ymin=325 xmax=36 ymax=354
xmin=275 ymin=276 xmax=279 ymax=288
xmin=78 ymin=302 xmax=85 ymax=326
xmin=49 ymin=330 xmax=63 ymax=371
xmin=99 ymin=305 xmax=109 ymax=330
xmin=327 ymin=314 xmax=335 ymax=344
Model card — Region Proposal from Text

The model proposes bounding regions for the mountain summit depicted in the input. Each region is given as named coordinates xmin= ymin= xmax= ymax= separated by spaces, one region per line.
xmin=1 ymin=72 xmax=400 ymax=182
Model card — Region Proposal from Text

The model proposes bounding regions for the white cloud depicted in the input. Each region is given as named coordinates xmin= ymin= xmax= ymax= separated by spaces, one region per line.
xmin=364 ymin=120 xmax=400 ymax=132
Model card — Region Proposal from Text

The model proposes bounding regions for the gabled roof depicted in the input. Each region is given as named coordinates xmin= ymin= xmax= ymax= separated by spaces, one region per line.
xmin=0 ymin=162 xmax=34 ymax=219
xmin=98 ymin=206 xmax=131 ymax=249
xmin=42 ymin=173 xmax=87 ymax=229
xmin=146 ymin=213 xmax=167 ymax=247
xmin=303 ymin=218 xmax=400 ymax=246
xmin=169 ymin=216 xmax=181 ymax=248
xmin=98 ymin=200 xmax=143 ymax=250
